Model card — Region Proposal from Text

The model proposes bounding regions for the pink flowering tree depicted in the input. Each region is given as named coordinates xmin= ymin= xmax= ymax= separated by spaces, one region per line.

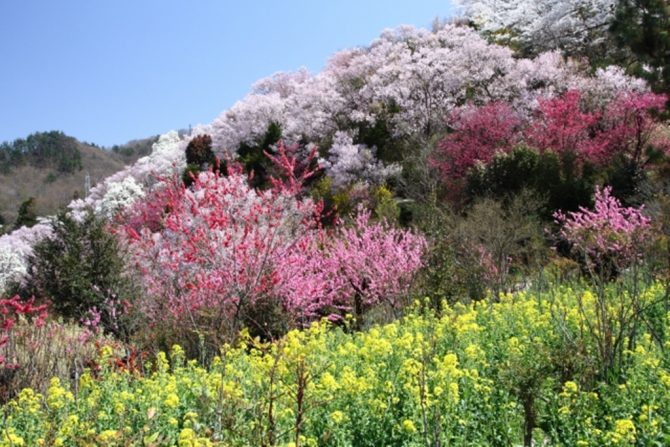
xmin=554 ymin=186 xmax=653 ymax=380
xmin=124 ymin=169 xmax=322 ymax=347
xmin=554 ymin=186 xmax=651 ymax=280
xmin=434 ymin=101 xmax=521 ymax=180
xmin=328 ymin=211 xmax=426 ymax=324
xmin=598 ymin=91 xmax=669 ymax=168
xmin=277 ymin=209 xmax=426 ymax=328
xmin=125 ymin=144 xmax=426 ymax=349
xmin=432 ymin=101 xmax=521 ymax=203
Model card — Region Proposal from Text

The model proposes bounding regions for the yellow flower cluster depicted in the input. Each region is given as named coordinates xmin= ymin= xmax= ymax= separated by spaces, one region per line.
xmin=0 ymin=281 xmax=668 ymax=446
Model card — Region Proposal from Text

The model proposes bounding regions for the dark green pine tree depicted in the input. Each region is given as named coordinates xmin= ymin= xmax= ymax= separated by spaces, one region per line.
xmin=25 ymin=209 xmax=136 ymax=338
xmin=610 ymin=0 xmax=670 ymax=94
xmin=238 ymin=121 xmax=283 ymax=189
xmin=14 ymin=197 xmax=38 ymax=229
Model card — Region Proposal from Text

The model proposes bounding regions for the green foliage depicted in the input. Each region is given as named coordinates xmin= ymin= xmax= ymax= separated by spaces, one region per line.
xmin=182 ymin=135 xmax=222 ymax=187
xmin=355 ymin=104 xmax=405 ymax=164
xmin=610 ymin=0 xmax=670 ymax=93
xmin=466 ymin=146 xmax=596 ymax=218
xmin=238 ymin=121 xmax=282 ymax=189
xmin=310 ymin=176 xmax=345 ymax=226
xmin=44 ymin=172 xmax=58 ymax=184
xmin=25 ymin=210 xmax=136 ymax=338
xmin=13 ymin=197 xmax=37 ymax=230
xmin=110 ymin=136 xmax=158 ymax=159
xmin=372 ymin=185 xmax=400 ymax=223
xmin=0 ymin=131 xmax=82 ymax=174
xmin=181 ymin=164 xmax=201 ymax=187
xmin=413 ymin=194 xmax=546 ymax=305
xmin=185 ymin=134 xmax=215 ymax=167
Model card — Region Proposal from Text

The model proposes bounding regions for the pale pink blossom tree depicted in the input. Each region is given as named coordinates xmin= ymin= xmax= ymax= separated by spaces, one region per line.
xmin=124 ymin=168 xmax=321 ymax=343
xmin=554 ymin=186 xmax=651 ymax=277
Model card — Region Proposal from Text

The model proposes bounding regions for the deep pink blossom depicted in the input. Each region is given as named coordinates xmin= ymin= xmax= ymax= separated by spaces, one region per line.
xmin=525 ymin=90 xmax=605 ymax=159
xmin=597 ymin=91 xmax=670 ymax=166
xmin=434 ymin=101 xmax=521 ymax=179
xmin=0 ymin=296 xmax=48 ymax=367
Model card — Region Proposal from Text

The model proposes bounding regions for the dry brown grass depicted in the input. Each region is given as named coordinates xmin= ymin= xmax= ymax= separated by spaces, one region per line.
xmin=0 ymin=317 xmax=121 ymax=401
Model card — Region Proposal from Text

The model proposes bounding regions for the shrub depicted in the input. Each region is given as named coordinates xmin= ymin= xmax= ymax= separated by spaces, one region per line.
xmin=25 ymin=210 xmax=136 ymax=338
xmin=555 ymin=186 xmax=651 ymax=280
xmin=466 ymin=146 xmax=596 ymax=218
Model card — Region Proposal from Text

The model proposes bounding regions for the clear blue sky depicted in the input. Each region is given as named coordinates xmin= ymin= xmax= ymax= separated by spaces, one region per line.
xmin=0 ymin=1 xmax=454 ymax=147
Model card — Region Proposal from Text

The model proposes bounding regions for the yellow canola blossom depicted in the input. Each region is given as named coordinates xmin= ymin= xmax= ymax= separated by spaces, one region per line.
xmin=0 ymin=281 xmax=668 ymax=446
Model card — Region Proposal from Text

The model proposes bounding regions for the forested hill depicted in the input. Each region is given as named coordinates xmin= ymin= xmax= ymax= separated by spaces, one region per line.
xmin=0 ymin=131 xmax=157 ymax=227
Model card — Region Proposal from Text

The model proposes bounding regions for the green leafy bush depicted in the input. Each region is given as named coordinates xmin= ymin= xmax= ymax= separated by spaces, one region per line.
xmin=24 ymin=210 xmax=136 ymax=338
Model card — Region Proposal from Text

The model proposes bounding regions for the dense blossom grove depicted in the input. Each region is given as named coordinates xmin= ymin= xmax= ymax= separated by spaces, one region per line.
xmin=1 ymin=11 xmax=670 ymax=447
xmin=454 ymin=0 xmax=616 ymax=54
xmin=125 ymin=150 xmax=425 ymax=343
xmin=434 ymin=89 xmax=669 ymax=189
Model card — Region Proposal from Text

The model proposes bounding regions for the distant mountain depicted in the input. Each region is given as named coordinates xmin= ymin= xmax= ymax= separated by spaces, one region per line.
xmin=0 ymin=131 xmax=158 ymax=227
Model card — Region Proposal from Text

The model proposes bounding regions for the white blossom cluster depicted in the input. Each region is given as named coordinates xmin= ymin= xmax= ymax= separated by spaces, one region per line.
xmin=69 ymin=131 xmax=186 ymax=220
xmin=208 ymin=24 xmax=646 ymax=189
xmin=94 ymin=176 xmax=146 ymax=220
xmin=454 ymin=0 xmax=616 ymax=54
xmin=0 ymin=221 xmax=52 ymax=295
xmin=322 ymin=132 xmax=401 ymax=188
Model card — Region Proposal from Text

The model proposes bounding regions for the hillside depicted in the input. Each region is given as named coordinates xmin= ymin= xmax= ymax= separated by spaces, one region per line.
xmin=0 ymin=132 xmax=156 ymax=226
xmin=0 ymin=4 xmax=670 ymax=446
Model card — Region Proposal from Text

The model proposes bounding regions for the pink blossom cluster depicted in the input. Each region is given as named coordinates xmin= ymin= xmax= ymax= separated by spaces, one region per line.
xmin=434 ymin=89 xmax=668 ymax=181
xmin=555 ymin=186 xmax=651 ymax=272
xmin=124 ymin=153 xmax=426 ymax=331
xmin=278 ymin=209 xmax=426 ymax=319
xmin=0 ymin=295 xmax=48 ymax=367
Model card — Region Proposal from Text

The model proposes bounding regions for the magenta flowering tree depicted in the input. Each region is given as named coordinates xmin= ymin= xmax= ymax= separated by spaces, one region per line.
xmin=433 ymin=101 xmax=521 ymax=180
xmin=554 ymin=186 xmax=651 ymax=278
xmin=525 ymin=90 xmax=604 ymax=159
xmin=434 ymin=89 xmax=668 ymax=207
xmin=598 ymin=91 xmax=669 ymax=168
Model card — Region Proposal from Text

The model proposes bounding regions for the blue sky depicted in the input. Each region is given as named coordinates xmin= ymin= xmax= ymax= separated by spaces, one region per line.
xmin=0 ymin=1 xmax=454 ymax=147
